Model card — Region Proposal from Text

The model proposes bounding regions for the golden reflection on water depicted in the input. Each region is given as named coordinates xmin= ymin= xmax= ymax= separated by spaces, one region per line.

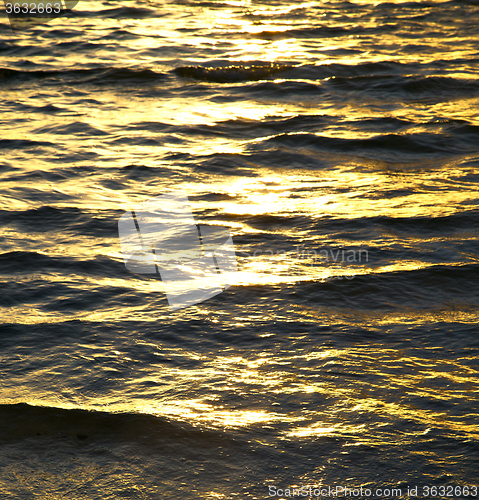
xmin=1 ymin=156 xmax=477 ymax=327
xmin=5 ymin=343 xmax=478 ymax=441
xmin=2 ymin=0 xmax=479 ymax=447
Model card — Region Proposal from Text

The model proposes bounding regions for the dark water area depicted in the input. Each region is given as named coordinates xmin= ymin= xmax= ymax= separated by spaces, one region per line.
xmin=1 ymin=0 xmax=479 ymax=498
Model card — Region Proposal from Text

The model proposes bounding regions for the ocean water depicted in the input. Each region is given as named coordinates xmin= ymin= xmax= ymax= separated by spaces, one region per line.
xmin=1 ymin=0 xmax=479 ymax=498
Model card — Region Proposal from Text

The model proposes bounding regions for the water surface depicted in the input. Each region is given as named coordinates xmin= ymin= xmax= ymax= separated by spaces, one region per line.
xmin=1 ymin=0 xmax=479 ymax=498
